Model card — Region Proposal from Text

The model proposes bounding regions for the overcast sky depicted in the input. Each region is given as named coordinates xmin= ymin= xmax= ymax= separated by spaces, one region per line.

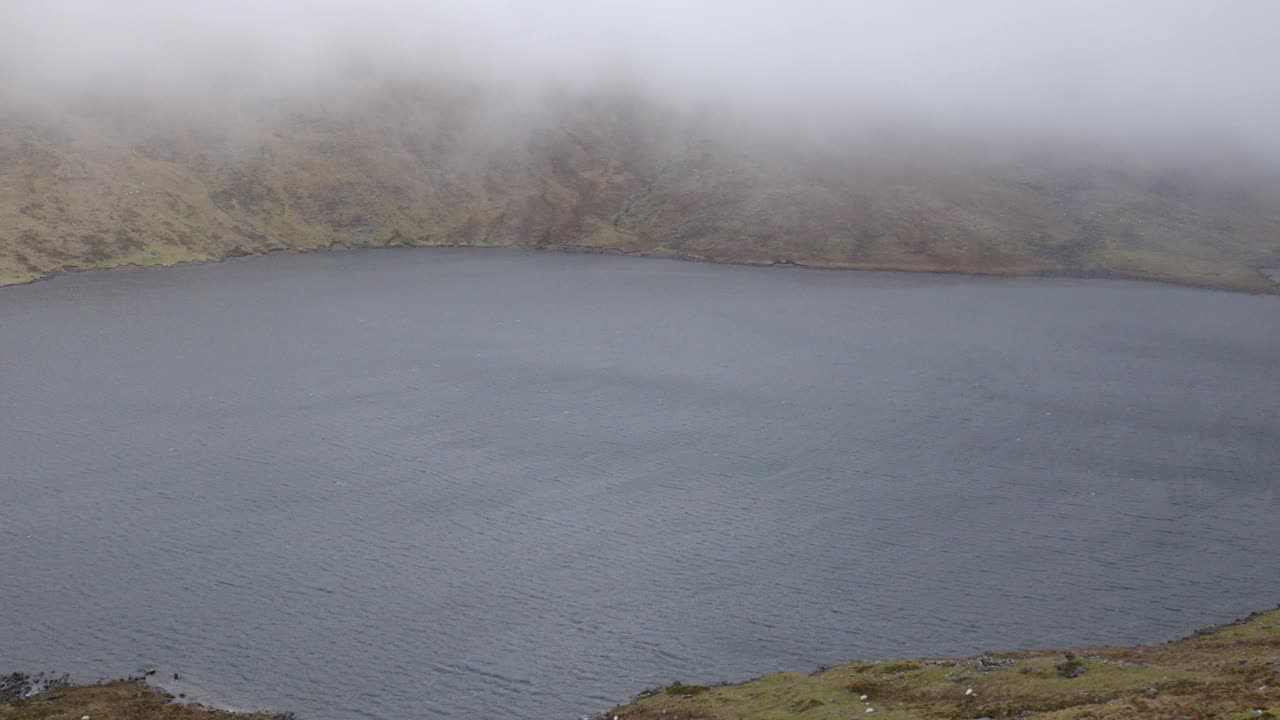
xmin=3 ymin=1 xmax=1278 ymax=143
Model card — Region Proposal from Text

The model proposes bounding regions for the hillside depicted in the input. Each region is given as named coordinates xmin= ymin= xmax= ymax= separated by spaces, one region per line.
xmin=604 ymin=608 xmax=1280 ymax=720
xmin=3 ymin=80 xmax=1279 ymax=290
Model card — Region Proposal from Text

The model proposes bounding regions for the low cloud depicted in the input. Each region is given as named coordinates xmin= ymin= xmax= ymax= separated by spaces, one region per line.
xmin=2 ymin=0 xmax=1278 ymax=149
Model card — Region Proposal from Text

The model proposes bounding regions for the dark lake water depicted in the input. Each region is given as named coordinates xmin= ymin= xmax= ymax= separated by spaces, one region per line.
xmin=2 ymin=249 xmax=1278 ymax=719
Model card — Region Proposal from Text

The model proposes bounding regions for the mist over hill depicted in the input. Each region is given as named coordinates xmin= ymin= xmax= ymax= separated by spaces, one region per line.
xmin=2 ymin=1 xmax=1278 ymax=289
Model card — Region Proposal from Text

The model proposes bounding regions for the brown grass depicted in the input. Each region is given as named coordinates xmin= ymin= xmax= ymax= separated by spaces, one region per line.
xmin=601 ymin=608 xmax=1280 ymax=720
xmin=0 ymin=680 xmax=285 ymax=720
xmin=2 ymin=83 xmax=1278 ymax=292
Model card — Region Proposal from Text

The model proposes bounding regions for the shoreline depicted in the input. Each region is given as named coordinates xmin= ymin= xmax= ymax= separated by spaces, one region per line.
xmin=5 ymin=608 xmax=1277 ymax=719
xmin=2 ymin=240 xmax=1277 ymax=295
xmin=601 ymin=606 xmax=1280 ymax=720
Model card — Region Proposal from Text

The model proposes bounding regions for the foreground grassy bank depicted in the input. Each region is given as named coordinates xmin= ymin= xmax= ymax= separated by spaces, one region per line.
xmin=0 ymin=677 xmax=286 ymax=720
xmin=603 ymin=609 xmax=1280 ymax=720
xmin=4 ymin=611 xmax=1277 ymax=720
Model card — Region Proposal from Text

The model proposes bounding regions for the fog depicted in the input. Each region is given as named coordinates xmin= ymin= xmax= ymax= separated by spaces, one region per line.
xmin=2 ymin=0 xmax=1279 ymax=147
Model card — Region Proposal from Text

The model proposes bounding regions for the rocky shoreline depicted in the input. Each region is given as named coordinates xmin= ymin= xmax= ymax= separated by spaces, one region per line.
xmin=599 ymin=607 xmax=1280 ymax=720
xmin=3 ymin=240 xmax=1278 ymax=296
xmin=4 ymin=608 xmax=1278 ymax=720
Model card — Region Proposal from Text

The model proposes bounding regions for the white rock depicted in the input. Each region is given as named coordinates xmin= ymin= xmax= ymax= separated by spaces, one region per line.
xmin=859 ymin=694 xmax=868 ymax=701
xmin=865 ymin=708 xmax=874 ymax=713
xmin=965 ymin=687 xmax=975 ymax=696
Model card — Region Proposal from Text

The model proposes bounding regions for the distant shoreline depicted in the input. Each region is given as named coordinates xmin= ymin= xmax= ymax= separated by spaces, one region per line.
xmin=3 ymin=240 xmax=1277 ymax=295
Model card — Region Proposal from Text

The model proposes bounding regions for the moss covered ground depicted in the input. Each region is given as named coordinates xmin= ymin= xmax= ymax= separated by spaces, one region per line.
xmin=603 ymin=609 xmax=1280 ymax=720
xmin=0 ymin=677 xmax=286 ymax=720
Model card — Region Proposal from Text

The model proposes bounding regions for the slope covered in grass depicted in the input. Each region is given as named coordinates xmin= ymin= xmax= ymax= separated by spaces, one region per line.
xmin=2 ymin=79 xmax=1279 ymax=291
xmin=0 ymin=677 xmax=285 ymax=720
xmin=604 ymin=608 xmax=1280 ymax=720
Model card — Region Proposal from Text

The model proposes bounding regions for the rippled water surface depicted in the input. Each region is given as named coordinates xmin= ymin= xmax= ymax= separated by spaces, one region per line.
xmin=2 ymin=249 xmax=1278 ymax=719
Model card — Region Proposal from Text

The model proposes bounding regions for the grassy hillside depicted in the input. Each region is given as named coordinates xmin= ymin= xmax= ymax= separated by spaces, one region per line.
xmin=2 ymin=81 xmax=1279 ymax=290
xmin=605 ymin=608 xmax=1280 ymax=720
xmin=0 ymin=676 xmax=285 ymax=720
